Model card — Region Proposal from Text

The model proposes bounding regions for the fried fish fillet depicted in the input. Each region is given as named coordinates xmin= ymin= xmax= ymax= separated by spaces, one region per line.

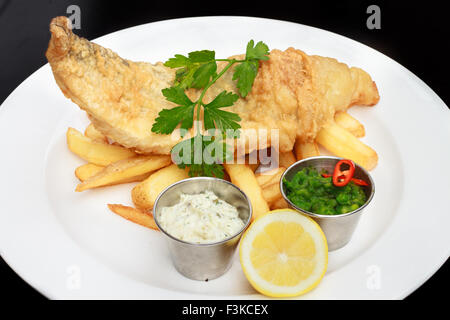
xmin=46 ymin=16 xmax=379 ymax=155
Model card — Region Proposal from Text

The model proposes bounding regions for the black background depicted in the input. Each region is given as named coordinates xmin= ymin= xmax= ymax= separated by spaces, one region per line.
xmin=0 ymin=0 xmax=448 ymax=301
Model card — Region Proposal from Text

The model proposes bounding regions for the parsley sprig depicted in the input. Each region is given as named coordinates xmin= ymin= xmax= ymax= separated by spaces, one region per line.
xmin=151 ymin=40 xmax=269 ymax=177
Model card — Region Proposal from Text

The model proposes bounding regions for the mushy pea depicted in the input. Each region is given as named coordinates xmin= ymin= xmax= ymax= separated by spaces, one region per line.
xmin=283 ymin=167 xmax=367 ymax=215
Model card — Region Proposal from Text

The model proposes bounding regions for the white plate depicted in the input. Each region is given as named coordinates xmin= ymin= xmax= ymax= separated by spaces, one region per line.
xmin=0 ymin=17 xmax=449 ymax=300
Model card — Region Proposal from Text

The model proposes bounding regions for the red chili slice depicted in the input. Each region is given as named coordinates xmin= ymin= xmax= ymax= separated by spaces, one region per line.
xmin=332 ymin=159 xmax=355 ymax=187
xmin=350 ymin=178 xmax=369 ymax=186
xmin=322 ymin=170 xmax=369 ymax=187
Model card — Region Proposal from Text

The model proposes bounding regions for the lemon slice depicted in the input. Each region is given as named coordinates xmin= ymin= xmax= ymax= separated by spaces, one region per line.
xmin=239 ymin=209 xmax=328 ymax=297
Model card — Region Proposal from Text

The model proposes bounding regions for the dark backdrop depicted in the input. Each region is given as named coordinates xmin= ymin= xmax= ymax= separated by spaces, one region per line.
xmin=0 ymin=0 xmax=448 ymax=301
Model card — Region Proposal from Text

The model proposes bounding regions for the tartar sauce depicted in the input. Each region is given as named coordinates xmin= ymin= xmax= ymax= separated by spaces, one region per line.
xmin=158 ymin=190 xmax=244 ymax=243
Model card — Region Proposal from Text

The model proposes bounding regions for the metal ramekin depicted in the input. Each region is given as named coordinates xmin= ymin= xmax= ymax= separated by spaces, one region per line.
xmin=280 ymin=156 xmax=375 ymax=251
xmin=153 ymin=177 xmax=252 ymax=281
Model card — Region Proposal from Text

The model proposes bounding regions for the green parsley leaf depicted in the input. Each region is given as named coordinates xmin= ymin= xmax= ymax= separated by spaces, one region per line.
xmin=161 ymin=86 xmax=193 ymax=106
xmin=174 ymin=67 xmax=196 ymax=89
xmin=186 ymin=163 xmax=225 ymax=179
xmin=151 ymin=87 xmax=195 ymax=135
xmin=203 ymin=91 xmax=241 ymax=131
xmin=245 ymin=40 xmax=270 ymax=61
xmin=157 ymin=41 xmax=269 ymax=177
xmin=188 ymin=50 xmax=215 ymax=63
xmin=151 ymin=106 xmax=195 ymax=135
xmin=204 ymin=90 xmax=239 ymax=109
xmin=232 ymin=60 xmax=258 ymax=97
xmin=191 ymin=61 xmax=217 ymax=89
xmin=232 ymin=40 xmax=269 ymax=97
xmin=203 ymin=135 xmax=233 ymax=164
xmin=165 ymin=50 xmax=216 ymax=89
xmin=164 ymin=54 xmax=190 ymax=68
xmin=171 ymin=134 xmax=231 ymax=178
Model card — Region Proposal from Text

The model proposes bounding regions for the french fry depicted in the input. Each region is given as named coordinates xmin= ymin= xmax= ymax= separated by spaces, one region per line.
xmin=316 ymin=122 xmax=378 ymax=170
xmin=234 ymin=153 xmax=260 ymax=172
xmin=67 ymin=127 xmax=136 ymax=166
xmin=248 ymin=163 xmax=260 ymax=172
xmin=107 ymin=204 xmax=158 ymax=230
xmin=132 ymin=164 xmax=189 ymax=211
xmin=75 ymin=163 xmax=104 ymax=181
xmin=222 ymin=170 xmax=231 ymax=182
xmin=75 ymin=162 xmax=151 ymax=184
xmin=334 ymin=112 xmax=365 ymax=138
xmin=261 ymin=183 xmax=283 ymax=204
xmin=84 ymin=123 xmax=108 ymax=143
xmin=223 ymin=163 xmax=269 ymax=221
xmin=76 ymin=155 xmax=171 ymax=192
xmin=255 ymin=167 xmax=285 ymax=189
xmin=270 ymin=197 xmax=289 ymax=210
xmin=278 ymin=151 xmax=296 ymax=168
xmin=256 ymin=167 xmax=285 ymax=206
xmin=245 ymin=152 xmax=260 ymax=172
xmin=294 ymin=139 xmax=320 ymax=160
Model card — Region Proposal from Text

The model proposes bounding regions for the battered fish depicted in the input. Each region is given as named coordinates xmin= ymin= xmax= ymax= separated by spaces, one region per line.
xmin=46 ymin=16 xmax=379 ymax=155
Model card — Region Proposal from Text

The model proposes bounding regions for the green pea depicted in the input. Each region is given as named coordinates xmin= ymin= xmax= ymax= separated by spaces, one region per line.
xmin=285 ymin=167 xmax=367 ymax=216
xmin=336 ymin=193 xmax=350 ymax=205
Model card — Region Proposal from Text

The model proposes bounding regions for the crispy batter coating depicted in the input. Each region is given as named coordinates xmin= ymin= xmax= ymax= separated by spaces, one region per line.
xmin=46 ymin=16 xmax=379 ymax=155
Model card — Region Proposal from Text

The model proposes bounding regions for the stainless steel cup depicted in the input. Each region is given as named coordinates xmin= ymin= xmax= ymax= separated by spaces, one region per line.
xmin=280 ymin=156 xmax=375 ymax=251
xmin=153 ymin=177 xmax=252 ymax=281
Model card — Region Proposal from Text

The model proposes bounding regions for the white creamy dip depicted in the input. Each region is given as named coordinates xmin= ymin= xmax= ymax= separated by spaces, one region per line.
xmin=158 ymin=190 xmax=244 ymax=243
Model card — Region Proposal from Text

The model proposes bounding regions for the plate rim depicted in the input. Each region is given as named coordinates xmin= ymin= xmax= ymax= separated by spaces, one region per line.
xmin=1 ymin=15 xmax=449 ymax=300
